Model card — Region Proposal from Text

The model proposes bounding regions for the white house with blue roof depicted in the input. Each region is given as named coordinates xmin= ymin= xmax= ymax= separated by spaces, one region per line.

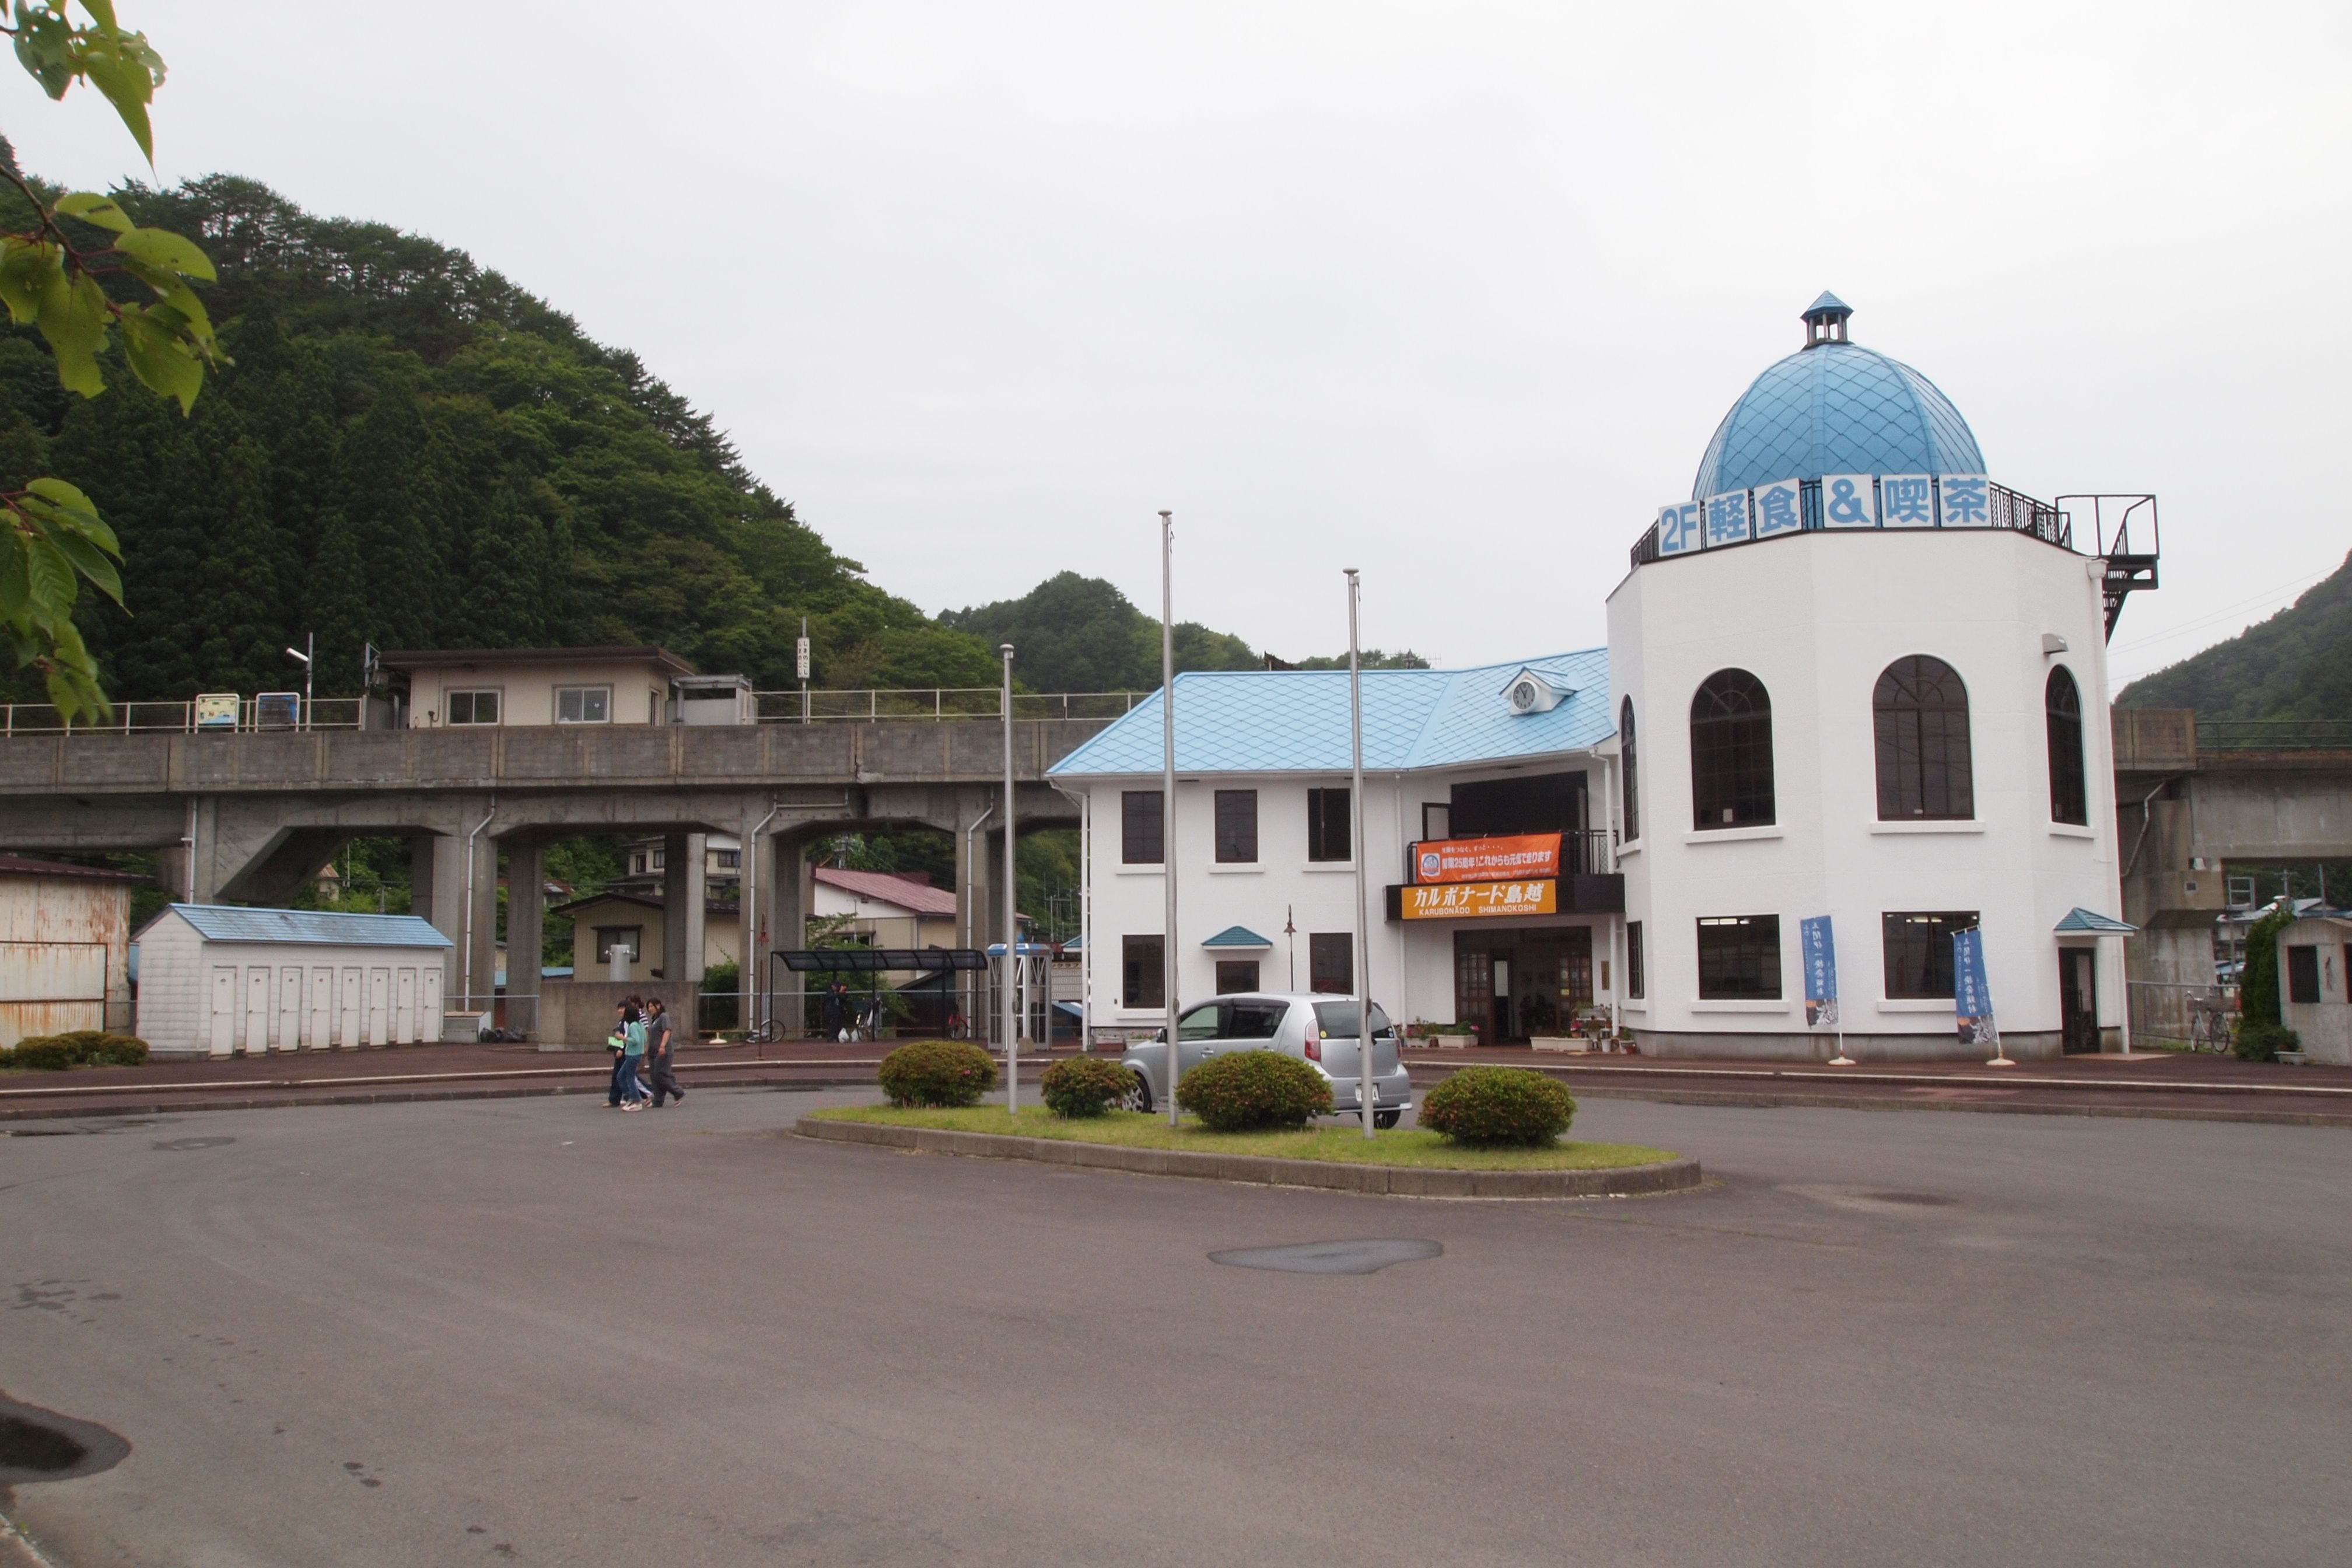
xmin=133 ymin=905 xmax=455 ymax=1057
xmin=1054 ymin=295 xmax=2148 ymax=1060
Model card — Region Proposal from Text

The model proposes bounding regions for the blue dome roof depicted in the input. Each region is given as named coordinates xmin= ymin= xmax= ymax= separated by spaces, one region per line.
xmin=1690 ymin=335 xmax=1984 ymax=501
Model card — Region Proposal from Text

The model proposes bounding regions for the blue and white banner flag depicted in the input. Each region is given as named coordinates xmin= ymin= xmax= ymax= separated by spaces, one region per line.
xmin=1800 ymin=915 xmax=1838 ymax=1028
xmin=1952 ymin=926 xmax=1999 ymax=1048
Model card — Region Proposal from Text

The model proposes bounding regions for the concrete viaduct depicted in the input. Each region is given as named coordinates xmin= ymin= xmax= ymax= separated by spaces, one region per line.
xmin=0 ymin=719 xmax=1112 ymax=1031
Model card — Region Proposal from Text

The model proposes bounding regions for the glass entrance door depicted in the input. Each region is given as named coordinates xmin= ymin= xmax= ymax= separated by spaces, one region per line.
xmin=2059 ymin=947 xmax=2099 ymax=1054
xmin=1452 ymin=928 xmax=1595 ymax=1044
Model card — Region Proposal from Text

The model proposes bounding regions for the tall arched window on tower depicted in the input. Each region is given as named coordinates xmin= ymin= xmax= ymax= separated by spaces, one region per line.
xmin=1689 ymin=670 xmax=1775 ymax=829
xmin=1619 ymin=698 xmax=1640 ymax=842
xmin=2046 ymin=667 xmax=2088 ymax=825
xmin=1874 ymin=656 xmax=1973 ymax=819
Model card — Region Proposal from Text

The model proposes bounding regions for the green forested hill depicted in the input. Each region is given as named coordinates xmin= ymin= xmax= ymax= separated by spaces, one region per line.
xmin=940 ymin=572 xmax=1260 ymax=691
xmin=0 ymin=156 xmax=1009 ymax=702
xmin=2116 ymin=551 xmax=2352 ymax=719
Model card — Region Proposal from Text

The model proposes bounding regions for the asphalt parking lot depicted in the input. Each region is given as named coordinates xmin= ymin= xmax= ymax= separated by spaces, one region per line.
xmin=3 ymin=1089 xmax=2347 ymax=1567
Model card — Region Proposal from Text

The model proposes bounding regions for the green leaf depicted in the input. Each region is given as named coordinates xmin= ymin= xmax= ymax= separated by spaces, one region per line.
xmin=23 ymin=476 xmax=107 ymax=536
xmin=22 ymin=533 xmax=74 ymax=622
xmin=0 ymin=531 xmax=27 ymax=620
xmin=82 ymin=45 xmax=154 ymax=163
xmin=46 ymin=527 xmax=122 ymax=606
xmin=54 ymin=190 xmax=135 ymax=233
xmin=13 ymin=8 xmax=75 ymax=99
xmin=114 ymin=225 xmax=214 ymax=281
xmin=36 ymin=270 xmax=111 ymax=398
xmin=120 ymin=307 xmax=201 ymax=412
xmin=0 ymin=240 xmax=60 ymax=326
xmin=80 ymin=0 xmax=122 ymax=33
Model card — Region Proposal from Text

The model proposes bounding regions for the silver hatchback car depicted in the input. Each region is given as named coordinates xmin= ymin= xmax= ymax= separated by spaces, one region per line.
xmin=1119 ymin=992 xmax=1414 ymax=1128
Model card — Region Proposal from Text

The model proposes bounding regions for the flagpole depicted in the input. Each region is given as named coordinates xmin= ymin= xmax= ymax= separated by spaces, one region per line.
xmin=1160 ymin=511 xmax=1180 ymax=1126
xmin=1346 ymin=569 xmax=1374 ymax=1139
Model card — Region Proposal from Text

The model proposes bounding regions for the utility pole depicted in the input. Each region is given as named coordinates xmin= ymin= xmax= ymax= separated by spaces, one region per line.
xmin=1160 ymin=510 xmax=1180 ymax=1126
xmin=1346 ymin=569 xmax=1374 ymax=1137
xmin=1002 ymin=643 xmax=1020 ymax=1112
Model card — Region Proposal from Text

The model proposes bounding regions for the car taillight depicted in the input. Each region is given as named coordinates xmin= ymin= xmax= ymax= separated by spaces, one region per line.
xmin=1304 ymin=1031 xmax=1321 ymax=1062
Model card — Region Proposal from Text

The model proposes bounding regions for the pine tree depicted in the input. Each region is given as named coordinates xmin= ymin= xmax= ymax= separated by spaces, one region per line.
xmin=191 ymin=425 xmax=286 ymax=693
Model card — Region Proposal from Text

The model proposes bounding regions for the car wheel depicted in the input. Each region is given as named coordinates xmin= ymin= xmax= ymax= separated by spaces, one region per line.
xmin=1122 ymin=1072 xmax=1153 ymax=1114
xmin=1374 ymin=1109 xmax=1402 ymax=1130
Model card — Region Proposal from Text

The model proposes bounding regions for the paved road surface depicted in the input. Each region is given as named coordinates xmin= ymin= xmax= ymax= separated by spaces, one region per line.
xmin=2 ymin=1090 xmax=2346 ymax=1566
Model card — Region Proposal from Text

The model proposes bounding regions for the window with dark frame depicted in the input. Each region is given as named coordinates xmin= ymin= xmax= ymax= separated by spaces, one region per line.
xmin=1696 ymin=915 xmax=1781 ymax=1000
xmin=1881 ymin=911 xmax=1980 ymax=1000
xmin=1121 ymin=790 xmax=1164 ymax=864
xmin=1689 ymin=670 xmax=1775 ymax=829
xmin=446 ymin=689 xmax=500 ymax=726
xmin=1307 ymin=788 xmax=1351 ymax=862
xmin=1122 ymin=935 xmax=1165 ymax=1007
xmin=2045 ymin=666 xmax=2088 ymax=825
xmin=2287 ymin=945 xmax=2320 ymax=1006
xmin=1308 ymin=932 xmax=1353 ymax=994
xmin=1628 ymin=920 xmax=1645 ymax=999
xmin=1214 ymin=959 xmax=1261 ymax=995
xmin=1214 ymin=789 xmax=1259 ymax=863
xmin=1875 ymin=655 xmax=1974 ymax=820
xmin=593 ymin=926 xmax=643 ymax=963
xmin=1421 ymin=802 xmax=1451 ymax=843
xmin=1619 ymin=698 xmax=1640 ymax=842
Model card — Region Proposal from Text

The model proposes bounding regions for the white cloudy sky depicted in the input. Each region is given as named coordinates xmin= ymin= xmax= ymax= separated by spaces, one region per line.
xmin=8 ymin=1 xmax=2348 ymax=687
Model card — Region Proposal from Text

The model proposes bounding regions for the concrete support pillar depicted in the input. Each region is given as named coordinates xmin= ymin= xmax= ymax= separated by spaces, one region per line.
xmin=413 ymin=832 xmax=461 ymax=1010
xmin=505 ymin=836 xmax=545 ymax=1037
xmin=771 ymin=833 xmax=811 ymax=1034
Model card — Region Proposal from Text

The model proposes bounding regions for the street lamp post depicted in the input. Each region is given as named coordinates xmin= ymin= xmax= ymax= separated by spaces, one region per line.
xmin=1160 ymin=510 xmax=1180 ymax=1126
xmin=284 ymin=634 xmax=313 ymax=730
xmin=1001 ymin=643 xmax=1020 ymax=1113
xmin=1346 ymin=570 xmax=1374 ymax=1138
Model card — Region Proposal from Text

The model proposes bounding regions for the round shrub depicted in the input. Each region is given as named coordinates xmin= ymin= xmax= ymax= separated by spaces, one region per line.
xmin=877 ymin=1040 xmax=999 ymax=1107
xmin=1039 ymin=1055 xmax=1135 ymax=1118
xmin=2234 ymin=1020 xmax=2301 ymax=1062
xmin=6 ymin=1037 xmax=77 ymax=1070
xmin=1419 ymin=1066 xmax=1575 ymax=1146
xmin=1175 ymin=1050 xmax=1332 ymax=1132
xmin=4 ymin=1031 xmax=150 ymax=1070
xmin=92 ymin=1033 xmax=149 ymax=1066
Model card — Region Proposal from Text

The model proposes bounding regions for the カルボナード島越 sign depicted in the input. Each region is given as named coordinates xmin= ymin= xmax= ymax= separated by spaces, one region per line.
xmin=1398 ymin=880 xmax=1558 ymax=919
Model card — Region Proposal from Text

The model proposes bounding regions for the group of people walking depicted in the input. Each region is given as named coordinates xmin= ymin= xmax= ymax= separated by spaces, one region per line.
xmin=608 ymin=996 xmax=686 ymax=1111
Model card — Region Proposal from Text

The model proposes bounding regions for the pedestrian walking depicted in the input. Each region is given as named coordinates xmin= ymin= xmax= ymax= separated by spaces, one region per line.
xmin=822 ymin=979 xmax=849 ymax=1042
xmin=620 ymin=1002 xmax=651 ymax=1111
xmin=607 ymin=998 xmax=643 ymax=1108
xmin=645 ymin=997 xmax=686 ymax=1108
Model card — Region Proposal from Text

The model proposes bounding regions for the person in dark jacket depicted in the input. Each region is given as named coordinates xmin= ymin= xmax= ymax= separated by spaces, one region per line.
xmin=821 ymin=980 xmax=848 ymax=1042
xmin=645 ymin=998 xmax=685 ymax=1107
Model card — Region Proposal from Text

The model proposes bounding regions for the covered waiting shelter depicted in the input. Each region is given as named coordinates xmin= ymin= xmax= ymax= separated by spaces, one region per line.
xmin=765 ymin=947 xmax=989 ymax=1039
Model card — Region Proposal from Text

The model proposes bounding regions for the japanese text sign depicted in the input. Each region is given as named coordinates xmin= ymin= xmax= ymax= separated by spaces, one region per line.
xmin=1398 ymin=880 xmax=1559 ymax=920
xmin=1413 ymin=833 xmax=1563 ymax=885
xmin=1821 ymin=474 xmax=1877 ymax=529
xmin=1800 ymin=915 xmax=1839 ymax=1028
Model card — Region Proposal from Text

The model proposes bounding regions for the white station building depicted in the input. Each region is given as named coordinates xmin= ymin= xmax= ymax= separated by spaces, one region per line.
xmin=1051 ymin=295 xmax=2154 ymax=1060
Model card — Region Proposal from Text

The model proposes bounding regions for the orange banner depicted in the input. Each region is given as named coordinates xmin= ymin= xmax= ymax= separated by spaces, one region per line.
xmin=1412 ymin=833 xmax=1562 ymax=885
xmin=1398 ymin=880 xmax=1559 ymax=920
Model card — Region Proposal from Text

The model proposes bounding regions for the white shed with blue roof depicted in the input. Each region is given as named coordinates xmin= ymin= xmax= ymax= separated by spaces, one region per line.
xmin=132 ymin=905 xmax=456 ymax=1058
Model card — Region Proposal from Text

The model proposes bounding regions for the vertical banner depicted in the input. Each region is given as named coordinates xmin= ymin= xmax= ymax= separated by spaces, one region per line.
xmin=1880 ymin=474 xmax=1936 ymax=528
xmin=1821 ymin=474 xmax=1877 ymax=528
xmin=1952 ymin=927 xmax=1999 ymax=1048
xmin=1657 ymin=502 xmax=1703 ymax=556
xmin=1800 ymin=915 xmax=1838 ymax=1027
xmin=1704 ymin=490 xmax=1752 ymax=548
xmin=1753 ymin=478 xmax=1803 ymax=539
xmin=1938 ymin=474 xmax=1991 ymax=527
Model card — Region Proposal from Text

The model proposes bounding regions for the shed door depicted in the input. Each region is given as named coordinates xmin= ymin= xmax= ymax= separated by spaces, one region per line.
xmin=337 ymin=967 xmax=362 ymax=1047
xmin=244 ymin=967 xmax=272 ymax=1052
xmin=421 ymin=966 xmax=443 ymax=1029
xmin=366 ymin=968 xmax=390 ymax=1045
xmin=394 ymin=967 xmax=418 ymax=1043
xmin=307 ymin=967 xmax=333 ymax=1048
xmin=209 ymin=966 xmax=238 ymax=1056
xmin=277 ymin=966 xmax=303 ymax=1052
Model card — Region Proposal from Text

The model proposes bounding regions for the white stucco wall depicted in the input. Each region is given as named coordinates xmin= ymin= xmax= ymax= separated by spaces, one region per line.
xmin=401 ymin=657 xmax=678 ymax=728
xmin=2278 ymin=916 xmax=2352 ymax=1066
xmin=1607 ymin=527 xmax=2125 ymax=1059
xmin=134 ymin=909 xmax=451 ymax=1057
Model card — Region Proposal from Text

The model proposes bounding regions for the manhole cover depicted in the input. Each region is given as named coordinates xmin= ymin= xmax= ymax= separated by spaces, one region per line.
xmin=152 ymin=1136 xmax=235 ymax=1152
xmin=0 ymin=1395 xmax=128 ymax=1485
xmin=1209 ymin=1239 xmax=1443 ymax=1275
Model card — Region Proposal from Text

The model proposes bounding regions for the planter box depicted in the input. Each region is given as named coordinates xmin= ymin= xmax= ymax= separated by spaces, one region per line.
xmin=1529 ymin=1036 xmax=1586 ymax=1054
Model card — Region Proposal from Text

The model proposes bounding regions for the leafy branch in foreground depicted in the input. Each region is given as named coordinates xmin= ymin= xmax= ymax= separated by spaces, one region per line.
xmin=0 ymin=0 xmax=218 ymax=722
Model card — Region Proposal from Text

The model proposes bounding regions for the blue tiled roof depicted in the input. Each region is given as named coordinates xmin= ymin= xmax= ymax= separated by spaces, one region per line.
xmin=163 ymin=905 xmax=453 ymax=947
xmin=1202 ymin=925 xmax=1273 ymax=949
xmin=1691 ymin=339 xmax=1983 ymax=499
xmin=2053 ymin=907 xmax=2136 ymax=935
xmin=1048 ymin=649 xmax=1611 ymax=777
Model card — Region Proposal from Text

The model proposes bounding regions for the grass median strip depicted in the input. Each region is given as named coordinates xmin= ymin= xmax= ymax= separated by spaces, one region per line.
xmin=806 ymin=1105 xmax=1678 ymax=1171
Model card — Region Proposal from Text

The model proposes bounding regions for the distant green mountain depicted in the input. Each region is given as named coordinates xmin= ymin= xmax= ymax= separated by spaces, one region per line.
xmin=940 ymin=573 xmax=1261 ymax=691
xmin=2117 ymin=552 xmax=2352 ymax=719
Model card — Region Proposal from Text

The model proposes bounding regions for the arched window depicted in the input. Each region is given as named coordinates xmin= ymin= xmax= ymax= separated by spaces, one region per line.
xmin=1689 ymin=670 xmax=1775 ymax=829
xmin=2046 ymin=666 xmax=2088 ymax=825
xmin=1874 ymin=656 xmax=1973 ymax=820
xmin=1619 ymin=698 xmax=1640 ymax=842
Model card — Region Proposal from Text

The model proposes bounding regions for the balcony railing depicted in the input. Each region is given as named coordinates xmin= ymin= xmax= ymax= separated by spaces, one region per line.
xmin=0 ymin=696 xmax=365 ymax=736
xmin=2196 ymin=719 xmax=2352 ymax=754
xmin=1629 ymin=478 xmax=2070 ymax=570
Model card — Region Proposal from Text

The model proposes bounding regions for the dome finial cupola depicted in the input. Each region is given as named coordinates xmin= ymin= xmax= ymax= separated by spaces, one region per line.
xmin=1801 ymin=290 xmax=1853 ymax=348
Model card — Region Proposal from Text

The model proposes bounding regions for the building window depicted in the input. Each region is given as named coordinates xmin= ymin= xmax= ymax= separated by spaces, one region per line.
xmin=2046 ymin=666 xmax=2088 ymax=826
xmin=1619 ymin=698 xmax=1639 ymax=842
xmin=1214 ymin=959 xmax=1261 ymax=995
xmin=446 ymin=689 xmax=501 ymax=726
xmin=1696 ymin=915 xmax=1780 ymax=999
xmin=1122 ymin=936 xmax=1165 ymax=1007
xmin=2287 ymin=946 xmax=2320 ymax=1006
xmin=1308 ymin=932 xmax=1353 ymax=994
xmin=1214 ymin=789 xmax=1258 ymax=863
xmin=1690 ymin=670 xmax=1775 ymax=829
xmin=1874 ymin=656 xmax=1973 ymax=820
xmin=1307 ymin=788 xmax=1351 ymax=862
xmin=556 ymin=685 xmax=612 ymax=724
xmin=593 ymin=926 xmax=643 ymax=963
xmin=1421 ymin=802 xmax=1451 ymax=842
xmin=1122 ymin=790 xmax=1164 ymax=864
xmin=1881 ymin=911 xmax=1980 ymax=999
xmin=1628 ymin=920 xmax=1644 ymax=999
xmin=713 ymin=850 xmax=740 ymax=870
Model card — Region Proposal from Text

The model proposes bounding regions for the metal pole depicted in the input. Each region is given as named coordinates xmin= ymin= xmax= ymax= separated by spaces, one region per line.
xmin=1346 ymin=569 xmax=1374 ymax=1137
xmin=304 ymin=631 xmax=314 ymax=730
xmin=744 ymin=799 xmax=780 ymax=1034
xmin=1160 ymin=511 xmax=1180 ymax=1125
xmin=1001 ymin=643 xmax=1019 ymax=1112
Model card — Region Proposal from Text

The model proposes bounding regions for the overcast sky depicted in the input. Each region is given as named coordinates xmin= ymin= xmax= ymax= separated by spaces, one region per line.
xmin=8 ymin=1 xmax=2348 ymax=687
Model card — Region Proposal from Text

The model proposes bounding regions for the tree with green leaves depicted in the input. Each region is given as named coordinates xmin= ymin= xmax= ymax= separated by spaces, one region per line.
xmin=1 ymin=0 xmax=218 ymax=719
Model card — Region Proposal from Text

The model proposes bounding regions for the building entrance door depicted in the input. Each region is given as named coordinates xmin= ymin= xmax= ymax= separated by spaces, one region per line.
xmin=2059 ymin=947 xmax=2099 ymax=1054
xmin=1453 ymin=928 xmax=1595 ymax=1044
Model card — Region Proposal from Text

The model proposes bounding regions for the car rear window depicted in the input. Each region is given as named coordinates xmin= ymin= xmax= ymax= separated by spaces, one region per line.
xmin=1226 ymin=1001 xmax=1289 ymax=1040
xmin=1311 ymin=1002 xmax=1394 ymax=1038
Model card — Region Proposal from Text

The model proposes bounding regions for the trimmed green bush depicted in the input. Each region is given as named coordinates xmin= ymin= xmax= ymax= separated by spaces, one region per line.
xmin=1419 ymin=1066 xmax=1575 ymax=1146
xmin=1175 ymin=1050 xmax=1332 ymax=1132
xmin=1039 ymin=1055 xmax=1135 ymax=1118
xmin=876 ymin=1040 xmax=999 ymax=1107
xmin=2233 ymin=1020 xmax=2302 ymax=1062
xmin=2 ymin=1031 xmax=150 ymax=1070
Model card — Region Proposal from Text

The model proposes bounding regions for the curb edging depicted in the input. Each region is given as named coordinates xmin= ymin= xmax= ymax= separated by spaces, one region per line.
xmin=793 ymin=1116 xmax=1701 ymax=1198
